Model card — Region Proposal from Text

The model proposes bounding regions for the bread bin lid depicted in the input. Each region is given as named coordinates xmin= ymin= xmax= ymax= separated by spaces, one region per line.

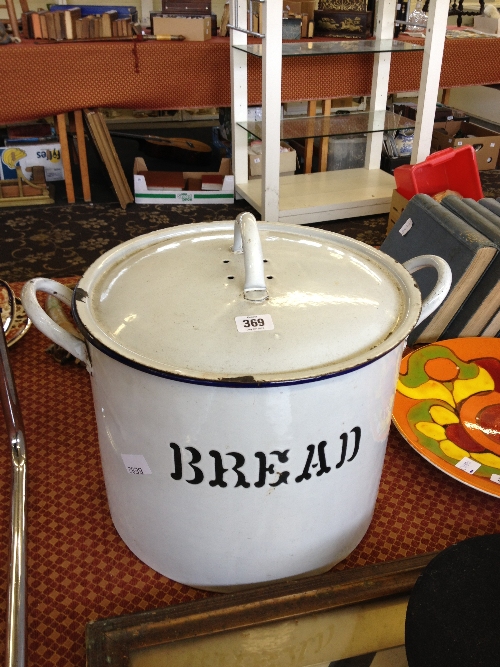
xmin=73 ymin=216 xmax=422 ymax=385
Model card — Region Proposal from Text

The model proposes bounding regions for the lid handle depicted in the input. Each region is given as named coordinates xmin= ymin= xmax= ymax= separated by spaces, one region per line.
xmin=233 ymin=213 xmax=268 ymax=302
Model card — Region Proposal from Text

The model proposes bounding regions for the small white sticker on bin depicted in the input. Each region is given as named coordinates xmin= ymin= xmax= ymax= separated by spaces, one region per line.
xmin=490 ymin=474 xmax=500 ymax=485
xmin=121 ymin=454 xmax=152 ymax=475
xmin=455 ymin=457 xmax=481 ymax=475
xmin=399 ymin=218 xmax=413 ymax=236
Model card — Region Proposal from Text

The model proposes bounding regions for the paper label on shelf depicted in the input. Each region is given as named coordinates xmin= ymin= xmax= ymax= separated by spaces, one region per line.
xmin=121 ymin=454 xmax=152 ymax=475
xmin=490 ymin=474 xmax=500 ymax=484
xmin=457 ymin=140 xmax=463 ymax=146
xmin=399 ymin=218 xmax=413 ymax=236
xmin=490 ymin=142 xmax=496 ymax=147
xmin=455 ymin=457 xmax=481 ymax=474
xmin=177 ymin=192 xmax=194 ymax=202
xmin=447 ymin=115 xmax=453 ymax=120
xmin=235 ymin=314 xmax=274 ymax=332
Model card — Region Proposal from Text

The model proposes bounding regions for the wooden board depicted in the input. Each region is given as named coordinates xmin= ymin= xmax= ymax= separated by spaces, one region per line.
xmin=84 ymin=108 xmax=133 ymax=209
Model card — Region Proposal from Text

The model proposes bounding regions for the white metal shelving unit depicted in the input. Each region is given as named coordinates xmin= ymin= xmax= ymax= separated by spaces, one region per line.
xmin=229 ymin=0 xmax=450 ymax=224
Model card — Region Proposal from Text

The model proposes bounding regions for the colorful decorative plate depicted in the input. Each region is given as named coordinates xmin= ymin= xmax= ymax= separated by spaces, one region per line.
xmin=393 ymin=338 xmax=500 ymax=498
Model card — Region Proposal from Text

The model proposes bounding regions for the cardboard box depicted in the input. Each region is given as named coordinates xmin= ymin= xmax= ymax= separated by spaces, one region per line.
xmin=431 ymin=121 xmax=500 ymax=170
xmin=474 ymin=16 xmax=500 ymax=35
xmin=386 ymin=189 xmax=408 ymax=235
xmin=152 ymin=15 xmax=211 ymax=40
xmin=248 ymin=142 xmax=297 ymax=178
xmin=0 ymin=143 xmax=64 ymax=181
xmin=283 ymin=1 xmax=302 ymax=16
xmin=301 ymin=0 xmax=316 ymax=20
xmin=133 ymin=157 xmax=234 ymax=205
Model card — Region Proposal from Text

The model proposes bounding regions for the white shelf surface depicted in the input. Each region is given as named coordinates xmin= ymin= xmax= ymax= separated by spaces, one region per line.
xmin=236 ymin=168 xmax=396 ymax=225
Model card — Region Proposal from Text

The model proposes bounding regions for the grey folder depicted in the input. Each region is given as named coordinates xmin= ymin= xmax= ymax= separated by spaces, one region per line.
xmin=441 ymin=196 xmax=500 ymax=338
xmin=380 ymin=194 xmax=496 ymax=346
xmin=479 ymin=197 xmax=500 ymax=219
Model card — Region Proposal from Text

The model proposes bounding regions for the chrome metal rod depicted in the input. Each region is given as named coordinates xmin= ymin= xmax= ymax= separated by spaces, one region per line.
xmin=0 ymin=323 xmax=27 ymax=667
xmin=227 ymin=24 xmax=265 ymax=38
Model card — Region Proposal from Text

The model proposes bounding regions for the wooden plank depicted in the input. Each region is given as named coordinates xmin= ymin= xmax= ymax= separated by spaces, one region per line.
xmin=0 ymin=195 xmax=54 ymax=207
xmin=94 ymin=110 xmax=133 ymax=206
xmin=441 ymin=88 xmax=451 ymax=106
xmin=56 ymin=113 xmax=75 ymax=204
xmin=85 ymin=110 xmax=126 ymax=206
xmin=1 ymin=0 xmax=21 ymax=40
xmin=30 ymin=166 xmax=46 ymax=184
xmin=74 ymin=109 xmax=92 ymax=202
xmin=86 ymin=552 xmax=436 ymax=666
xmin=84 ymin=108 xmax=133 ymax=209
xmin=1 ymin=184 xmax=43 ymax=197
xmin=304 ymin=100 xmax=316 ymax=174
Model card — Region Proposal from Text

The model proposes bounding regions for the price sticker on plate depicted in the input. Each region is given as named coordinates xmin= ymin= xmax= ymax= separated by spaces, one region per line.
xmin=455 ymin=456 xmax=481 ymax=475
xmin=235 ymin=314 xmax=274 ymax=333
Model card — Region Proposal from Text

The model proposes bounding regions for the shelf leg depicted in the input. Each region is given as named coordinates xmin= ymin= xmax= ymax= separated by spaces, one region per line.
xmin=261 ymin=0 xmax=283 ymax=222
xmin=318 ymin=100 xmax=332 ymax=173
xmin=365 ymin=0 xmax=397 ymax=169
xmin=230 ymin=0 xmax=249 ymax=197
xmin=304 ymin=100 xmax=316 ymax=174
xmin=412 ymin=0 xmax=450 ymax=164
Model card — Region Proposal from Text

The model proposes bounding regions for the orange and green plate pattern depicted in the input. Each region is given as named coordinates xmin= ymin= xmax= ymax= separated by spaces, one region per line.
xmin=393 ymin=338 xmax=500 ymax=498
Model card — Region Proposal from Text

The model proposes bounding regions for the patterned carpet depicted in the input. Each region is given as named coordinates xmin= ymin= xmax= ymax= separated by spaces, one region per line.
xmin=1 ymin=169 xmax=499 ymax=284
xmin=0 ymin=202 xmax=391 ymax=283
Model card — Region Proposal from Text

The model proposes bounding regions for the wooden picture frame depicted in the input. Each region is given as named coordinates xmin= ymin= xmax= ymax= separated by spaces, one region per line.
xmin=86 ymin=551 xmax=436 ymax=666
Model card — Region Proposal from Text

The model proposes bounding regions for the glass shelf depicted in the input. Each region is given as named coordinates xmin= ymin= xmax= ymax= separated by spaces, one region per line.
xmin=238 ymin=111 xmax=416 ymax=141
xmin=232 ymin=39 xmax=424 ymax=57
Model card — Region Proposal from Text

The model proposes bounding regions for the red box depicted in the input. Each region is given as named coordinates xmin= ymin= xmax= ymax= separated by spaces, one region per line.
xmin=393 ymin=146 xmax=483 ymax=201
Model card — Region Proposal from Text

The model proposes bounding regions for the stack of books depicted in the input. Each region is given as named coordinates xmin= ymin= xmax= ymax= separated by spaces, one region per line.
xmin=381 ymin=194 xmax=500 ymax=343
xmin=22 ymin=5 xmax=137 ymax=40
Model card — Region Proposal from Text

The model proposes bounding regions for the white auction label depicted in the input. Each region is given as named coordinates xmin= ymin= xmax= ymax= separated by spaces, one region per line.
xmin=121 ymin=454 xmax=152 ymax=475
xmin=490 ymin=474 xmax=500 ymax=485
xmin=399 ymin=218 xmax=413 ymax=236
xmin=455 ymin=457 xmax=481 ymax=475
xmin=235 ymin=314 xmax=274 ymax=333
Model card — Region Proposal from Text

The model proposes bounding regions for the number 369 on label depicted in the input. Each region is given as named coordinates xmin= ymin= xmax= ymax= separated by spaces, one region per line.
xmin=235 ymin=314 xmax=274 ymax=332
